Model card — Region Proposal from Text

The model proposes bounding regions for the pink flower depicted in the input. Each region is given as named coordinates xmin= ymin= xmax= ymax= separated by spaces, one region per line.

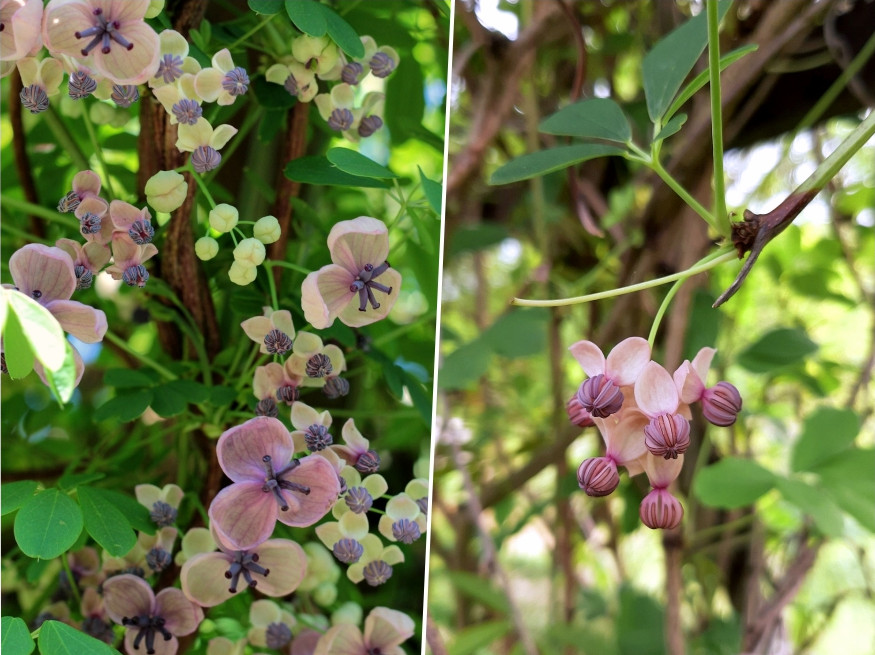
xmin=55 ymin=238 xmax=110 ymax=290
xmin=57 ymin=169 xmax=104 ymax=213
xmin=102 ymin=574 xmax=203 ymax=655
xmin=194 ymin=48 xmax=249 ymax=105
xmin=104 ymin=232 xmax=157 ymax=287
xmin=301 ymin=216 xmax=402 ymax=329
xmin=330 ymin=419 xmax=381 ymax=474
xmin=74 ymin=195 xmax=113 ymax=245
xmin=109 ymin=200 xmax=155 ymax=245
xmin=674 ymin=347 xmax=742 ymax=426
xmin=42 ymin=0 xmax=160 ymax=85
xmin=577 ymin=456 xmax=619 ymax=497
xmin=314 ymin=607 xmax=414 ymax=655
xmin=639 ymin=488 xmax=683 ymax=530
xmin=634 ymin=361 xmax=691 ymax=460
xmin=592 ymin=408 xmax=649 ymax=477
xmin=0 ymin=0 xmax=44 ymax=65
xmin=208 ymin=417 xmax=340 ymax=550
xmin=569 ymin=336 xmax=650 ymax=418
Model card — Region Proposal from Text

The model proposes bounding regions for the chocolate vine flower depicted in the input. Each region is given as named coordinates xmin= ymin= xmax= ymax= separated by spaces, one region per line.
xmin=55 ymin=238 xmax=110 ymax=290
xmin=346 ymin=535 xmax=404 ymax=586
xmin=58 ymin=169 xmax=104 ymax=213
xmin=109 ymin=200 xmax=155 ymax=245
xmin=194 ymin=48 xmax=249 ymax=105
xmin=135 ymin=483 xmax=183 ymax=528
xmin=378 ymin=492 xmax=426 ymax=545
xmin=290 ymin=401 xmax=334 ymax=453
xmin=674 ymin=347 xmax=743 ymax=426
xmin=301 ymin=216 xmax=402 ymax=329
xmin=265 ymin=60 xmax=318 ymax=102
xmin=570 ymin=336 xmax=650 ymax=419
xmin=104 ymin=233 xmax=157 ymax=287
xmin=152 ymin=72 xmax=202 ymax=125
xmin=247 ymin=599 xmax=296 ymax=651
xmin=0 ymin=0 xmax=44 ymax=71
xmin=102 ymin=574 xmax=202 ymax=655
xmin=291 ymin=34 xmax=339 ymax=76
xmin=149 ymin=29 xmax=199 ymax=89
xmin=208 ymin=416 xmax=340 ymax=550
xmin=42 ymin=0 xmax=160 ymax=86
xmin=315 ymin=510 xmax=369 ymax=564
xmin=314 ymin=607 xmax=414 ymax=655
xmin=330 ymin=419 xmax=381 ymax=474
xmin=333 ymin=466 xmax=388 ymax=517
xmin=175 ymin=117 xmax=237 ymax=174
xmin=635 ymin=361 xmax=691 ymax=460
xmin=74 ymin=195 xmax=113 ymax=245
xmin=16 ymin=56 xmax=63 ymax=113
xmin=241 ymin=308 xmax=296 ymax=355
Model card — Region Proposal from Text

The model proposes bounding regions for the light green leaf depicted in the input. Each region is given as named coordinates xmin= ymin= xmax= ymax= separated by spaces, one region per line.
xmin=37 ymin=620 xmax=122 ymax=655
xmin=490 ymin=144 xmax=627 ymax=185
xmin=327 ymin=148 xmax=398 ymax=179
xmin=89 ymin=487 xmax=155 ymax=535
xmin=775 ymin=477 xmax=844 ymax=537
xmin=438 ymin=340 xmax=491 ymax=390
xmin=284 ymin=0 xmax=326 ymax=36
xmin=6 ymin=289 xmax=67 ymax=372
xmin=42 ymin=341 xmax=78 ymax=404
xmin=654 ymin=113 xmax=687 ymax=142
xmin=418 ymin=167 xmax=443 ymax=214
xmin=449 ymin=621 xmax=512 ymax=655
xmin=1 ymin=481 xmax=39 ymax=516
xmin=483 ymin=310 xmax=548 ymax=358
xmin=94 ymin=389 xmax=154 ymax=422
xmin=14 ymin=489 xmax=84 ymax=559
xmin=737 ymin=327 xmax=818 ymax=373
xmin=284 ymin=157 xmax=389 ymax=188
xmin=791 ymin=407 xmax=859 ymax=472
xmin=539 ymin=98 xmax=632 ymax=143
xmin=77 ymin=486 xmax=137 ymax=557
xmin=1 ymin=616 xmax=34 ymax=655
xmin=2 ymin=307 xmax=35 ymax=379
xmin=693 ymin=457 xmax=777 ymax=508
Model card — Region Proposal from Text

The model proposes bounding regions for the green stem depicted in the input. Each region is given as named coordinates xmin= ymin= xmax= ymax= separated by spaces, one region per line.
xmin=104 ymin=331 xmax=177 ymax=380
xmin=80 ymin=105 xmax=115 ymax=200
xmin=512 ymin=246 xmax=736 ymax=307
xmin=59 ymin=550 xmax=82 ymax=608
xmin=707 ymin=0 xmax=730 ymax=236
xmin=266 ymin=260 xmax=280 ymax=310
xmin=797 ymin=108 xmax=875 ymax=193
xmin=264 ymin=260 xmax=312 ymax=275
xmin=227 ymin=14 xmax=275 ymax=51
xmin=204 ymin=106 xmax=264 ymax=186
xmin=44 ymin=107 xmax=89 ymax=171
xmin=187 ymin=163 xmax=217 ymax=208
xmin=1 ymin=220 xmax=51 ymax=245
xmin=0 ymin=195 xmax=79 ymax=230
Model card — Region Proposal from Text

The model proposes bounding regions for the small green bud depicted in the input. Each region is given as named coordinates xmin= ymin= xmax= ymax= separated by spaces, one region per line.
xmin=233 ymin=237 xmax=266 ymax=266
xmin=195 ymin=236 xmax=219 ymax=261
xmin=89 ymin=101 xmax=116 ymax=125
xmin=145 ymin=170 xmax=188 ymax=213
xmin=331 ymin=601 xmax=363 ymax=626
xmin=228 ymin=261 xmax=257 ymax=285
xmin=253 ymin=215 xmax=281 ymax=244
xmin=208 ymin=203 xmax=239 ymax=233
xmin=312 ymin=581 xmax=337 ymax=607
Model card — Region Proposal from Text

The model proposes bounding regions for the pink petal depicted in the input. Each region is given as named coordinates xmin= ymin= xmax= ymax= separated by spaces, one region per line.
xmin=249 ymin=539 xmax=307 ymax=597
xmin=241 ymin=316 xmax=272 ymax=351
xmin=43 ymin=299 xmax=107 ymax=343
xmin=124 ymin=630 xmax=178 ymax=655
xmin=365 ymin=607 xmax=415 ymax=651
xmin=301 ymin=271 xmax=332 ymax=329
xmin=253 ymin=363 xmax=284 ymax=399
xmin=336 ymin=269 xmax=402 ymax=328
xmin=9 ymin=244 xmax=75 ymax=302
xmin=108 ymin=0 xmax=149 ymax=22
xmin=292 ymin=630 xmax=322 ymax=655
xmin=568 ymin=340 xmax=605 ymax=377
xmin=691 ymin=347 xmax=716 ymax=384
xmin=92 ymin=19 xmax=159 ymax=85
xmin=208 ymin=482 xmax=279 ymax=551
xmin=644 ymin=452 xmax=684 ymax=488
xmin=302 ymin=264 xmax=355 ymax=329
xmin=102 ymin=573 xmax=155 ymax=623
xmin=1 ymin=0 xmax=43 ymax=61
xmin=328 ymin=217 xmax=390 ymax=274
xmin=82 ymin=241 xmax=111 ymax=270
xmin=110 ymin=233 xmax=138 ymax=266
xmin=674 ymin=361 xmax=705 ymax=405
xmin=341 ymin=419 xmax=369 ymax=452
xmin=315 ymin=625 xmax=366 ymax=655
xmin=605 ymin=336 xmax=651 ymax=386
xmin=595 ymin=411 xmax=648 ymax=465
xmin=108 ymin=199 xmax=144 ymax=231
xmin=155 ymin=587 xmax=203 ymax=636
xmin=634 ymin=361 xmax=679 ymax=417
xmin=275 ymin=455 xmax=340 ymax=528
xmin=216 ymin=416 xmax=294 ymax=483
xmin=71 ymin=169 xmax=102 ymax=197
xmin=180 ymin=551 xmax=235 ymax=607
xmin=42 ymin=0 xmax=96 ymax=58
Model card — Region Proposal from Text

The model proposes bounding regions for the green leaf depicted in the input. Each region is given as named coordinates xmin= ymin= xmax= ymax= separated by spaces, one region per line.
xmin=94 ymin=389 xmax=154 ymax=422
xmin=775 ymin=477 xmax=844 ymax=538
xmin=57 ymin=473 xmax=105 ymax=492
xmin=617 ymin=586 xmax=664 ymax=655
xmin=1 ymin=480 xmax=39 ymax=516
xmin=327 ymin=148 xmax=398 ymax=179
xmin=737 ymin=327 xmax=818 ymax=373
xmin=418 ymin=166 xmax=443 ymax=214
xmin=484 ymin=310 xmax=548 ymax=358
xmin=438 ymin=340 xmax=491 ymax=390
xmin=14 ymin=488 xmax=84 ymax=559
xmin=285 ymin=0 xmax=326 ymax=36
xmin=449 ymin=621 xmax=512 ymax=655
xmin=284 ymin=157 xmax=389 ymax=188
xmin=252 ymin=75 xmax=296 ymax=109
xmin=1 ymin=306 xmax=35 ymax=379
xmin=791 ymin=407 xmax=859 ymax=472
xmin=151 ymin=384 xmax=188 ymax=418
xmin=37 ymin=620 xmax=122 ymax=655
xmin=446 ymin=571 xmax=509 ymax=612
xmin=77 ymin=486 xmax=137 ymax=556
xmin=490 ymin=144 xmax=627 ymax=185
xmin=1 ymin=616 xmax=34 ymax=655
xmin=642 ymin=0 xmax=732 ymax=122
xmin=103 ymin=368 xmax=155 ymax=389
xmin=539 ymin=98 xmax=632 ymax=143
xmin=248 ymin=0 xmax=283 ymax=14
xmin=209 ymin=385 xmax=239 ymax=406
xmin=6 ymin=283 xmax=67 ymax=372
xmin=88 ymin=488 xmax=155 ymax=535
xmin=317 ymin=3 xmax=365 ymax=58
xmin=693 ymin=457 xmax=777 ymax=508
xmin=384 ymin=48 xmax=425 ymax=147
xmin=654 ymin=112 xmax=687 ymax=141
xmin=42 ymin=342 xmax=78 ymax=404
xmin=165 ymin=379 xmax=210 ymax=403
xmin=449 ymin=224 xmax=509 ymax=256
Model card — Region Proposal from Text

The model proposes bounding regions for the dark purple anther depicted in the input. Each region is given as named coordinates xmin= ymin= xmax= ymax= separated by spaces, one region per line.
xmin=323 ymin=376 xmax=350 ymax=399
xmin=171 ymin=98 xmax=202 ymax=125
xmin=68 ymin=70 xmax=97 ymax=99
xmin=260 ymin=455 xmax=310 ymax=512
xmin=304 ymin=424 xmax=332 ymax=451
xmin=121 ymin=614 xmax=172 ymax=654
xmin=341 ymin=61 xmax=364 ymax=85
xmin=145 ymin=547 xmax=171 ymax=573
xmin=327 ymin=108 xmax=354 ymax=131
xmin=369 ymin=51 xmax=396 ymax=78
xmin=577 ymin=456 xmax=619 ymax=497
xmin=362 ymin=560 xmax=392 ymax=586
xmin=354 ymin=449 xmax=381 ymax=474
xmin=74 ymin=265 xmax=94 ymax=290
xmin=644 ymin=413 xmax=690 ymax=460
xmin=576 ymin=373 xmax=624 ymax=418
xmin=263 ymin=329 xmax=293 ymax=355
xmin=332 ymin=538 xmax=364 ymax=564
xmin=122 ymin=264 xmax=149 ymax=288
xmin=256 ymin=397 xmax=279 ymax=418
xmin=79 ymin=212 xmax=102 ymax=235
xmin=265 ymin=622 xmax=293 ymax=650
xmin=305 ymin=353 xmax=333 ymax=378
xmin=416 ymin=496 xmax=428 ymax=515
xmin=149 ymin=501 xmax=177 ymax=527
xmin=702 ymin=381 xmax=742 ymax=427
xmin=31 ymin=289 xmax=42 ymax=299
xmin=358 ymin=115 xmax=383 ymax=138
xmin=350 ymin=261 xmax=393 ymax=312
xmin=191 ymin=145 xmax=221 ymax=173
xmin=74 ymin=7 xmax=134 ymax=56
xmin=20 ymin=84 xmax=48 ymax=114
xmin=58 ymin=191 xmax=81 ymax=213
xmin=111 ymin=84 xmax=139 ymax=108
xmin=391 ymin=518 xmax=421 ymax=544
xmin=344 ymin=486 xmax=373 ymax=514
xmin=276 ymin=384 xmax=299 ymax=404
xmin=129 ymin=220 xmax=155 ymax=245
xmin=221 ymin=67 xmax=249 ymax=96
xmin=283 ymin=74 xmax=299 ymax=96
xmin=155 ymin=53 xmax=184 ymax=85
xmin=224 ymin=550 xmax=270 ymax=593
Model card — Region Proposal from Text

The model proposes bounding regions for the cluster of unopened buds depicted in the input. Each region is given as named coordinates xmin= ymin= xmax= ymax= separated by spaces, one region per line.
xmin=568 ymin=337 xmax=742 ymax=530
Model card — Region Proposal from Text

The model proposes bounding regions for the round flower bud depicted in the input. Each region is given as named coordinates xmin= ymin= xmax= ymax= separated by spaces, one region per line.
xmin=253 ymin=215 xmax=281 ymax=244
xmin=576 ymin=373 xmax=624 ymax=418
xmin=644 ymin=413 xmax=691 ymax=460
xmin=312 ymin=581 xmax=337 ymax=607
xmin=577 ymin=457 xmax=619 ymax=497
xmin=566 ymin=393 xmax=595 ymax=428
xmin=194 ymin=236 xmax=219 ymax=261
xmin=145 ymin=0 xmax=165 ymax=19
xmin=228 ymin=261 xmax=257 ymax=286
xmin=702 ymin=381 xmax=742 ymax=427
xmin=639 ymin=488 xmax=683 ymax=530
xmin=233 ymin=237 xmax=266 ymax=266
xmin=145 ymin=170 xmax=188 ymax=213
xmin=331 ymin=601 xmax=363 ymax=627
xmin=209 ymin=203 xmax=239 ymax=233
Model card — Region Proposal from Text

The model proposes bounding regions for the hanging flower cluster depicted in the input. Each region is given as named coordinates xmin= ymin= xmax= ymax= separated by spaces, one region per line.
xmin=569 ymin=337 xmax=742 ymax=529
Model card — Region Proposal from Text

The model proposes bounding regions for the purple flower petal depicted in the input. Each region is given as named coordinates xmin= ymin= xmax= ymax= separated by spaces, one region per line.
xmin=250 ymin=539 xmax=307 ymax=597
xmin=274 ymin=455 xmax=340 ymax=528
xmin=155 ymin=587 xmax=203 ymax=636
xmin=43 ymin=299 xmax=107 ymax=343
xmin=123 ymin=630 xmax=178 ymax=655
xmin=208 ymin=481 xmax=279 ymax=551
xmin=102 ymin=574 xmax=155 ymax=624
xmin=326 ymin=217 xmax=389 ymax=275
xmin=216 ymin=417 xmax=295 ymax=483
xmin=9 ymin=244 xmax=76 ymax=302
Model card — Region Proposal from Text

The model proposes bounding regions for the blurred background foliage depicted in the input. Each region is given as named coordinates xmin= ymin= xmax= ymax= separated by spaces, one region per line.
xmin=1 ymin=1 xmax=449 ymax=650
xmin=430 ymin=1 xmax=874 ymax=654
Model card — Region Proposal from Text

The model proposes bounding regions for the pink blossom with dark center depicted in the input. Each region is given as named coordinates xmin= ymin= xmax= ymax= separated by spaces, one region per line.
xmin=635 ymin=361 xmax=692 ymax=459
xmin=674 ymin=348 xmax=743 ymax=426
xmin=314 ymin=607 xmax=414 ymax=655
xmin=639 ymin=488 xmax=683 ymax=530
xmin=569 ymin=336 xmax=651 ymax=419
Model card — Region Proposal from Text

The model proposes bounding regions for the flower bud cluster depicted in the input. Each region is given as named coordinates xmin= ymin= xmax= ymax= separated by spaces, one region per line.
xmin=569 ymin=337 xmax=742 ymax=530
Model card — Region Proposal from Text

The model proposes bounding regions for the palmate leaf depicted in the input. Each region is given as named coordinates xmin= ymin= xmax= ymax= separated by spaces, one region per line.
xmin=1 ymin=616 xmax=34 ymax=655
xmin=38 ymin=620 xmax=121 ymax=655
xmin=490 ymin=144 xmax=627 ymax=185
xmin=13 ymin=488 xmax=83 ymax=559
xmin=539 ymin=98 xmax=632 ymax=143
xmin=693 ymin=457 xmax=777 ymax=508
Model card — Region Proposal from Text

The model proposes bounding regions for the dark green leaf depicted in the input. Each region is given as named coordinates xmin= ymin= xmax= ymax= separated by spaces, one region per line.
xmin=438 ymin=340 xmax=491 ymax=390
xmin=539 ymin=98 xmax=632 ymax=143
xmin=37 ymin=620 xmax=122 ymax=655
xmin=2 ymin=307 xmax=34 ymax=379
xmin=791 ymin=407 xmax=859 ymax=472
xmin=404 ymin=374 xmax=432 ymax=425
xmin=284 ymin=157 xmax=389 ymax=188
xmin=165 ymin=379 xmax=210 ymax=403
xmin=77 ymin=486 xmax=137 ymax=556
xmin=259 ymin=108 xmax=287 ymax=142
xmin=1 ymin=616 xmax=34 ymax=655
xmin=654 ymin=112 xmax=687 ymax=141
xmin=449 ymin=621 xmax=512 ymax=655
xmin=252 ymin=75 xmax=296 ymax=109
xmin=57 ymin=473 xmax=105 ymax=492
xmin=318 ymin=3 xmax=364 ymax=58
xmin=14 ymin=489 xmax=84 ymax=559
xmin=88 ymin=487 xmax=155 ymax=535
xmin=384 ymin=49 xmax=425 ymax=147
xmin=285 ymin=0 xmax=326 ymax=36
xmin=484 ymin=310 xmax=548 ymax=358
xmin=248 ymin=0 xmax=283 ymax=14
xmin=693 ymin=457 xmax=776 ymax=508
xmin=94 ymin=389 xmax=154 ymax=422
xmin=775 ymin=477 xmax=844 ymax=538
xmin=1 ymin=480 xmax=38 ymax=516
xmin=490 ymin=144 xmax=627 ymax=185
xmin=737 ymin=327 xmax=818 ymax=373
xmin=327 ymin=148 xmax=398 ymax=178
xmin=449 ymin=224 xmax=509 ymax=256
xmin=151 ymin=384 xmax=188 ymax=418
xmin=209 ymin=386 xmax=239 ymax=406
xmin=103 ymin=368 xmax=155 ymax=389
xmin=418 ymin=167 xmax=443 ymax=214
xmin=617 ymin=586 xmax=664 ymax=655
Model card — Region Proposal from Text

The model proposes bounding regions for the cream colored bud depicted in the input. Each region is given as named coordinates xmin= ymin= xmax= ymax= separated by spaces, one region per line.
xmin=228 ymin=261 xmax=257 ymax=285
xmin=208 ymin=204 xmax=239 ymax=233
xmin=233 ymin=238 xmax=266 ymax=266
xmin=145 ymin=0 xmax=165 ymax=19
xmin=253 ymin=215 xmax=281 ymax=244
xmin=195 ymin=236 xmax=219 ymax=261
xmin=312 ymin=581 xmax=337 ymax=607
xmin=145 ymin=170 xmax=188 ymax=213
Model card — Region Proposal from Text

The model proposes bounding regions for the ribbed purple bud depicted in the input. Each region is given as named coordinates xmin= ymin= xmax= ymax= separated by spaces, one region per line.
xmin=155 ymin=53 xmax=184 ymax=84
xmin=306 ymin=353 xmax=333 ymax=378
xmin=362 ymin=560 xmax=393 ymax=586
xmin=263 ymin=329 xmax=293 ymax=355
xmin=74 ymin=265 xmax=94 ymax=290
xmin=256 ymin=397 xmax=279 ymax=417
xmin=265 ymin=622 xmax=293 ymax=650
xmin=358 ymin=115 xmax=383 ymax=138
xmin=566 ymin=393 xmax=595 ymax=427
xmin=702 ymin=381 xmax=742 ymax=426
xmin=323 ymin=376 xmax=350 ymax=399
xmin=392 ymin=518 xmax=421 ymax=544
xmin=20 ymin=84 xmax=49 ymax=114
xmin=171 ymin=98 xmax=202 ymax=125
xmin=128 ymin=220 xmax=154 ymax=245
xmin=644 ymin=413 xmax=690 ymax=460
xmin=81 ymin=616 xmax=115 ymax=644
xmin=369 ymin=52 xmax=396 ymax=78
xmin=277 ymin=384 xmax=299 ymax=404
xmin=68 ymin=71 xmax=97 ymax=99
xmin=145 ymin=547 xmax=171 ymax=572
xmin=191 ymin=145 xmax=221 ymax=173
xmin=416 ymin=496 xmax=428 ymax=515
xmin=304 ymin=424 xmax=332 ymax=451
xmin=79 ymin=212 xmax=102 ymax=235
xmin=344 ymin=486 xmax=373 ymax=514
xmin=58 ymin=191 xmax=81 ymax=213
xmin=111 ymin=84 xmax=139 ymax=108
xmin=332 ymin=538 xmax=364 ymax=564
xmin=341 ymin=61 xmax=364 ymax=85
xmin=354 ymin=449 xmax=381 ymax=474
xmin=122 ymin=264 xmax=149 ymax=288
xmin=576 ymin=373 xmax=624 ymax=418
xmin=327 ymin=108 xmax=354 ymax=131
xmin=639 ymin=488 xmax=683 ymax=530
xmin=577 ymin=456 xmax=619 ymax=497
xmin=221 ymin=67 xmax=249 ymax=96
xmin=149 ymin=501 xmax=177 ymax=527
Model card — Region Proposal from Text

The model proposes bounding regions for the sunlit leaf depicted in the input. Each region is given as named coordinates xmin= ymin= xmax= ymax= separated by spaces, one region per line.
xmin=736 ymin=327 xmax=818 ymax=373
xmin=1 ymin=616 xmax=34 ymax=655
xmin=14 ymin=489 xmax=83 ymax=559
xmin=791 ymin=407 xmax=859 ymax=472
xmin=37 ymin=620 xmax=121 ymax=655
xmin=539 ymin=98 xmax=632 ymax=143
xmin=418 ymin=166 xmax=443 ymax=214
xmin=775 ymin=477 xmax=844 ymax=538
xmin=490 ymin=144 xmax=627 ymax=185
xmin=284 ymin=157 xmax=389 ymax=188
xmin=693 ymin=457 xmax=776 ymax=508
